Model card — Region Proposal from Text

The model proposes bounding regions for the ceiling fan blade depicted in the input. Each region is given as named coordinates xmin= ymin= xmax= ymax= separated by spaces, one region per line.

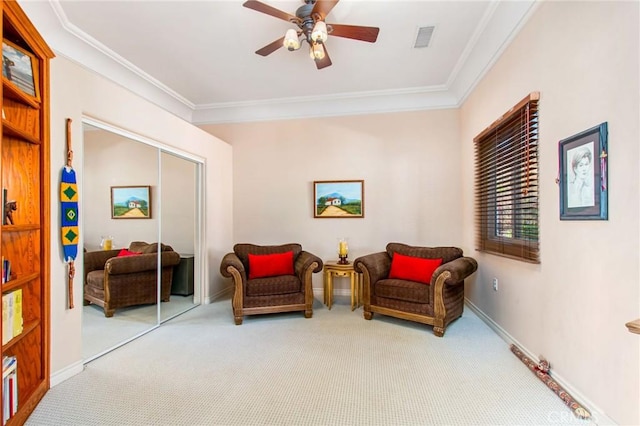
xmin=311 ymin=0 xmax=340 ymax=20
xmin=329 ymin=23 xmax=380 ymax=43
xmin=243 ymin=0 xmax=297 ymax=23
xmin=255 ymin=37 xmax=285 ymax=56
xmin=315 ymin=45 xmax=332 ymax=70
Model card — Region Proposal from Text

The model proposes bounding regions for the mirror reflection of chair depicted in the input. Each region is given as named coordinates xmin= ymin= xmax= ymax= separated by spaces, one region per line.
xmin=354 ymin=243 xmax=478 ymax=337
xmin=220 ymin=243 xmax=323 ymax=325
xmin=83 ymin=241 xmax=181 ymax=317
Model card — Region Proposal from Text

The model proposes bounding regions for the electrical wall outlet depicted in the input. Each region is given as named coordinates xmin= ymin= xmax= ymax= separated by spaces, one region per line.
xmin=492 ymin=278 xmax=498 ymax=291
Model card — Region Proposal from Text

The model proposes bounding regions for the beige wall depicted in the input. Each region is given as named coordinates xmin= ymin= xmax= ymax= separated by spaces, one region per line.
xmin=201 ymin=109 xmax=464 ymax=291
xmin=83 ymin=130 xmax=197 ymax=254
xmin=460 ymin=2 xmax=639 ymax=424
xmin=161 ymin=151 xmax=197 ymax=255
xmin=49 ymin=57 xmax=233 ymax=382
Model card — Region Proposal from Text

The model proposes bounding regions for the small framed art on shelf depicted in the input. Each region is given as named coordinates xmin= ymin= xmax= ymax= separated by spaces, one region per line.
xmin=2 ymin=39 xmax=39 ymax=100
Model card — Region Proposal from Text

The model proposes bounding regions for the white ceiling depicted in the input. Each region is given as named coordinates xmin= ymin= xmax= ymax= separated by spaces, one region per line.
xmin=18 ymin=0 xmax=538 ymax=124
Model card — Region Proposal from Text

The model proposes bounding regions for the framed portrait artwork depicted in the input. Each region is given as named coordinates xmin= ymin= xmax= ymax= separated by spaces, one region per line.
xmin=314 ymin=180 xmax=364 ymax=218
xmin=2 ymin=39 xmax=39 ymax=100
xmin=111 ymin=186 xmax=152 ymax=219
xmin=558 ymin=122 xmax=608 ymax=220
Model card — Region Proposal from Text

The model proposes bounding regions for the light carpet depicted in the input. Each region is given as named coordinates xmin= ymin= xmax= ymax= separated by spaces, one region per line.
xmin=82 ymin=295 xmax=197 ymax=360
xmin=27 ymin=296 xmax=591 ymax=425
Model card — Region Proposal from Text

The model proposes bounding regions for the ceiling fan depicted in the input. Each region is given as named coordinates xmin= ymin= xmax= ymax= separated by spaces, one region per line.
xmin=243 ymin=0 xmax=380 ymax=70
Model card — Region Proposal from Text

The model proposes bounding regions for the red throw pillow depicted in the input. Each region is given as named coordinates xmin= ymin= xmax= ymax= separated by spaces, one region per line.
xmin=117 ymin=249 xmax=139 ymax=257
xmin=388 ymin=253 xmax=443 ymax=285
xmin=248 ymin=251 xmax=294 ymax=279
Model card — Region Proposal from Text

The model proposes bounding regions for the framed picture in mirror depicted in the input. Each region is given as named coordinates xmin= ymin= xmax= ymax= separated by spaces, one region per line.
xmin=111 ymin=186 xmax=152 ymax=219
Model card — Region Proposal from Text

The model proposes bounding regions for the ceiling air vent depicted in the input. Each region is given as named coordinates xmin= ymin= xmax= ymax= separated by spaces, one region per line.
xmin=414 ymin=26 xmax=435 ymax=48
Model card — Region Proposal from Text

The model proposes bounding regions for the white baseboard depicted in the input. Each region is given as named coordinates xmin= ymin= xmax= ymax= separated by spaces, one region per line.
xmin=204 ymin=285 xmax=233 ymax=304
xmin=50 ymin=360 xmax=84 ymax=388
xmin=465 ymin=299 xmax=616 ymax=426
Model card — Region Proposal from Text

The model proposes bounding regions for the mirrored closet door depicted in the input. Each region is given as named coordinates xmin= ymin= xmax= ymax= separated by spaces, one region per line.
xmin=81 ymin=119 xmax=202 ymax=362
xmin=160 ymin=151 xmax=199 ymax=323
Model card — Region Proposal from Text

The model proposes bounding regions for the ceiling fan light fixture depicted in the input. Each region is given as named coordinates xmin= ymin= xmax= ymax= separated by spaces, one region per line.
xmin=311 ymin=20 xmax=328 ymax=44
xmin=309 ymin=42 xmax=325 ymax=60
xmin=244 ymin=0 xmax=379 ymax=69
xmin=283 ymin=28 xmax=301 ymax=51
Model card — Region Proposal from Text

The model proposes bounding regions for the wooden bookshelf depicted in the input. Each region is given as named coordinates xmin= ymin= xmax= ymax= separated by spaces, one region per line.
xmin=1 ymin=1 xmax=54 ymax=424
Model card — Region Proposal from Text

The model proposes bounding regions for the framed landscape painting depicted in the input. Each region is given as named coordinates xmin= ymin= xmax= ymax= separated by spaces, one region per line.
xmin=111 ymin=186 xmax=152 ymax=219
xmin=314 ymin=180 xmax=364 ymax=218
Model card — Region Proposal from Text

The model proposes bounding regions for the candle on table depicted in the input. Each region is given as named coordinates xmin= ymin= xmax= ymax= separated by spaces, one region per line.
xmin=339 ymin=240 xmax=348 ymax=256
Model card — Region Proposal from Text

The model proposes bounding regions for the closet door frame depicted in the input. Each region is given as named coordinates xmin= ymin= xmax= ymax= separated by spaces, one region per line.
xmin=81 ymin=116 xmax=205 ymax=361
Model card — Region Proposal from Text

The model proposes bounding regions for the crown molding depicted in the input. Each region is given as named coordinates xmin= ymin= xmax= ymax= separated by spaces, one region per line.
xmin=191 ymin=85 xmax=457 ymax=124
xmin=18 ymin=0 xmax=538 ymax=125
xmin=448 ymin=0 xmax=541 ymax=104
xmin=18 ymin=0 xmax=195 ymax=122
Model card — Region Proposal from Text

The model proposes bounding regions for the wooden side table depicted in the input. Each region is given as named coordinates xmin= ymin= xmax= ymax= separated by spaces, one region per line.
xmin=323 ymin=261 xmax=362 ymax=311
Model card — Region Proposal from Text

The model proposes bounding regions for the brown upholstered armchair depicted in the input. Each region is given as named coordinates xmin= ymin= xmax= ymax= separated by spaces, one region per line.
xmin=219 ymin=243 xmax=323 ymax=325
xmin=84 ymin=241 xmax=181 ymax=317
xmin=354 ymin=243 xmax=477 ymax=337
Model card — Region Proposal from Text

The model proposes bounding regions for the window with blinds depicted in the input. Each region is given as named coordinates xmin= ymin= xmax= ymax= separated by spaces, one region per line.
xmin=474 ymin=93 xmax=540 ymax=263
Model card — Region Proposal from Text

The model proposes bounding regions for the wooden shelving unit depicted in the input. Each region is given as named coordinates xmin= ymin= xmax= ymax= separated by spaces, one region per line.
xmin=1 ymin=1 xmax=54 ymax=424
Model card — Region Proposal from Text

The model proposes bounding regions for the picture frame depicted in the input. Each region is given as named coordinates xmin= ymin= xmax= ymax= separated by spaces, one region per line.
xmin=314 ymin=180 xmax=364 ymax=218
xmin=2 ymin=39 xmax=39 ymax=100
xmin=558 ymin=122 xmax=608 ymax=220
xmin=111 ymin=186 xmax=152 ymax=219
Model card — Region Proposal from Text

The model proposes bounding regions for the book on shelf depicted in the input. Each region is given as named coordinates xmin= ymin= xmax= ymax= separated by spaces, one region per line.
xmin=1 ymin=290 xmax=22 ymax=345
xmin=1 ymin=296 xmax=7 ymax=346
xmin=1 ymin=258 xmax=10 ymax=284
xmin=2 ymin=356 xmax=17 ymax=424
xmin=11 ymin=290 xmax=22 ymax=339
